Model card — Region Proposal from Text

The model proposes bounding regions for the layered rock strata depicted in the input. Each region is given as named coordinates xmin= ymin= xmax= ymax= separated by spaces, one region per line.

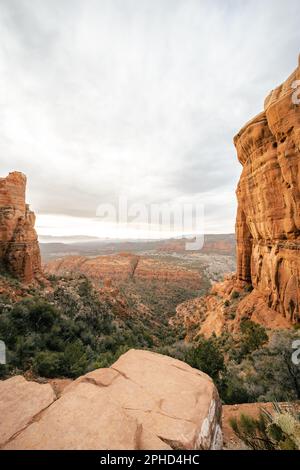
xmin=235 ymin=57 xmax=300 ymax=323
xmin=45 ymin=253 xmax=202 ymax=289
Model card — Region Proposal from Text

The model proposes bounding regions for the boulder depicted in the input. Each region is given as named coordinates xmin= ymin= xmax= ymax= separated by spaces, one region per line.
xmin=1 ymin=350 xmax=222 ymax=450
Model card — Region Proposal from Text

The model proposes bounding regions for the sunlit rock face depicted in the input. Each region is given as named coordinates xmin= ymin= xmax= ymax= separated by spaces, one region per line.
xmin=1 ymin=350 xmax=222 ymax=450
xmin=235 ymin=56 xmax=300 ymax=323
xmin=0 ymin=172 xmax=41 ymax=283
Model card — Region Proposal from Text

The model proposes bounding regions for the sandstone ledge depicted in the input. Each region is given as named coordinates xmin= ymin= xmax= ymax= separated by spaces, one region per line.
xmin=0 ymin=376 xmax=56 ymax=447
xmin=0 ymin=350 xmax=222 ymax=450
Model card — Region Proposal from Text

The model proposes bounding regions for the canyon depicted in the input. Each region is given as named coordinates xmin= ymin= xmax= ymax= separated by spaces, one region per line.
xmin=42 ymin=57 xmax=300 ymax=338
xmin=0 ymin=172 xmax=41 ymax=283
xmin=40 ymin=234 xmax=236 ymax=261
xmin=1 ymin=61 xmax=300 ymax=342
xmin=1 ymin=57 xmax=300 ymax=451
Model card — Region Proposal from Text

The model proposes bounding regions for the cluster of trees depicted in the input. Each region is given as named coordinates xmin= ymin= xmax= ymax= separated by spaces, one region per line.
xmin=0 ymin=277 xmax=154 ymax=378
xmin=182 ymin=323 xmax=300 ymax=404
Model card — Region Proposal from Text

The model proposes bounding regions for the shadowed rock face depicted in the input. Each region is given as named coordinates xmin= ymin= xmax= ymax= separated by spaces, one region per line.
xmin=0 ymin=172 xmax=41 ymax=283
xmin=234 ymin=57 xmax=300 ymax=323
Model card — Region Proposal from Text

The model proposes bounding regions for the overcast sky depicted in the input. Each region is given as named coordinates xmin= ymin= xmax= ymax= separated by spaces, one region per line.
xmin=0 ymin=0 xmax=299 ymax=239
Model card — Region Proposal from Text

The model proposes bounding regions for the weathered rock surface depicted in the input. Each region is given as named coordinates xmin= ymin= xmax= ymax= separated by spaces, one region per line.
xmin=0 ymin=172 xmax=41 ymax=282
xmin=173 ymin=274 xmax=242 ymax=339
xmin=174 ymin=273 xmax=291 ymax=339
xmin=1 ymin=350 xmax=222 ymax=450
xmin=235 ymin=56 xmax=300 ymax=324
xmin=0 ymin=376 xmax=56 ymax=447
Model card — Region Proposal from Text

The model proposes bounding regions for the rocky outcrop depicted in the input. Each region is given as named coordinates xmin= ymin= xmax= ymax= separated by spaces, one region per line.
xmin=0 ymin=350 xmax=222 ymax=450
xmin=234 ymin=57 xmax=300 ymax=324
xmin=173 ymin=274 xmax=243 ymax=339
xmin=45 ymin=253 xmax=202 ymax=289
xmin=0 ymin=172 xmax=41 ymax=282
xmin=174 ymin=273 xmax=291 ymax=340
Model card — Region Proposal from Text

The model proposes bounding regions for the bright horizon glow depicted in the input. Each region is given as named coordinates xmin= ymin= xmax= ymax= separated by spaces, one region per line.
xmin=36 ymin=213 xmax=197 ymax=240
xmin=36 ymin=213 xmax=234 ymax=241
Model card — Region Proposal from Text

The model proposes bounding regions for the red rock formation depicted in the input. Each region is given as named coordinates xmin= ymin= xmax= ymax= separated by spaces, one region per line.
xmin=234 ymin=56 xmax=300 ymax=324
xmin=45 ymin=253 xmax=202 ymax=288
xmin=1 ymin=350 xmax=222 ymax=450
xmin=173 ymin=58 xmax=300 ymax=339
xmin=173 ymin=273 xmax=291 ymax=339
xmin=0 ymin=172 xmax=41 ymax=283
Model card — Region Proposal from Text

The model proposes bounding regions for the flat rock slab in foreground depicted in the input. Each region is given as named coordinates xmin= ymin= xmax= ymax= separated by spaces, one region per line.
xmin=1 ymin=350 xmax=222 ymax=450
xmin=0 ymin=376 xmax=56 ymax=447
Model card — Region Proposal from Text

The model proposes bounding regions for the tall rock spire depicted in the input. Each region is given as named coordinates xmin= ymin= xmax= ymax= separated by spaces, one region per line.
xmin=0 ymin=172 xmax=41 ymax=283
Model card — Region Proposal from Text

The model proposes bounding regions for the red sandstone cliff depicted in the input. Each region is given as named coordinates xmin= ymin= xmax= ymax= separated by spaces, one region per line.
xmin=0 ymin=172 xmax=41 ymax=283
xmin=175 ymin=57 xmax=300 ymax=338
xmin=235 ymin=56 xmax=300 ymax=324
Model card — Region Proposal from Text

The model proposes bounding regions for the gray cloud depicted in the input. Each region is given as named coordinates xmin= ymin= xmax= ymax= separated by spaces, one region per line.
xmin=0 ymin=0 xmax=299 ymax=236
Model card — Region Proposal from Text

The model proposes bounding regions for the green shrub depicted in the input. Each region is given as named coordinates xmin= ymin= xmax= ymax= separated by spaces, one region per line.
xmin=231 ymin=320 xmax=268 ymax=361
xmin=240 ymin=320 xmax=268 ymax=351
xmin=231 ymin=290 xmax=240 ymax=299
xmin=61 ymin=340 xmax=88 ymax=377
xmin=230 ymin=403 xmax=300 ymax=450
xmin=34 ymin=351 xmax=64 ymax=378
xmin=185 ymin=337 xmax=225 ymax=382
xmin=244 ymin=284 xmax=254 ymax=292
xmin=223 ymin=330 xmax=300 ymax=403
xmin=9 ymin=299 xmax=59 ymax=336
xmin=221 ymin=367 xmax=251 ymax=404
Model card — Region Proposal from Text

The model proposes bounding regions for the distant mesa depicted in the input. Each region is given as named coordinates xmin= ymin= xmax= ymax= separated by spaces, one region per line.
xmin=0 ymin=172 xmax=42 ymax=283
